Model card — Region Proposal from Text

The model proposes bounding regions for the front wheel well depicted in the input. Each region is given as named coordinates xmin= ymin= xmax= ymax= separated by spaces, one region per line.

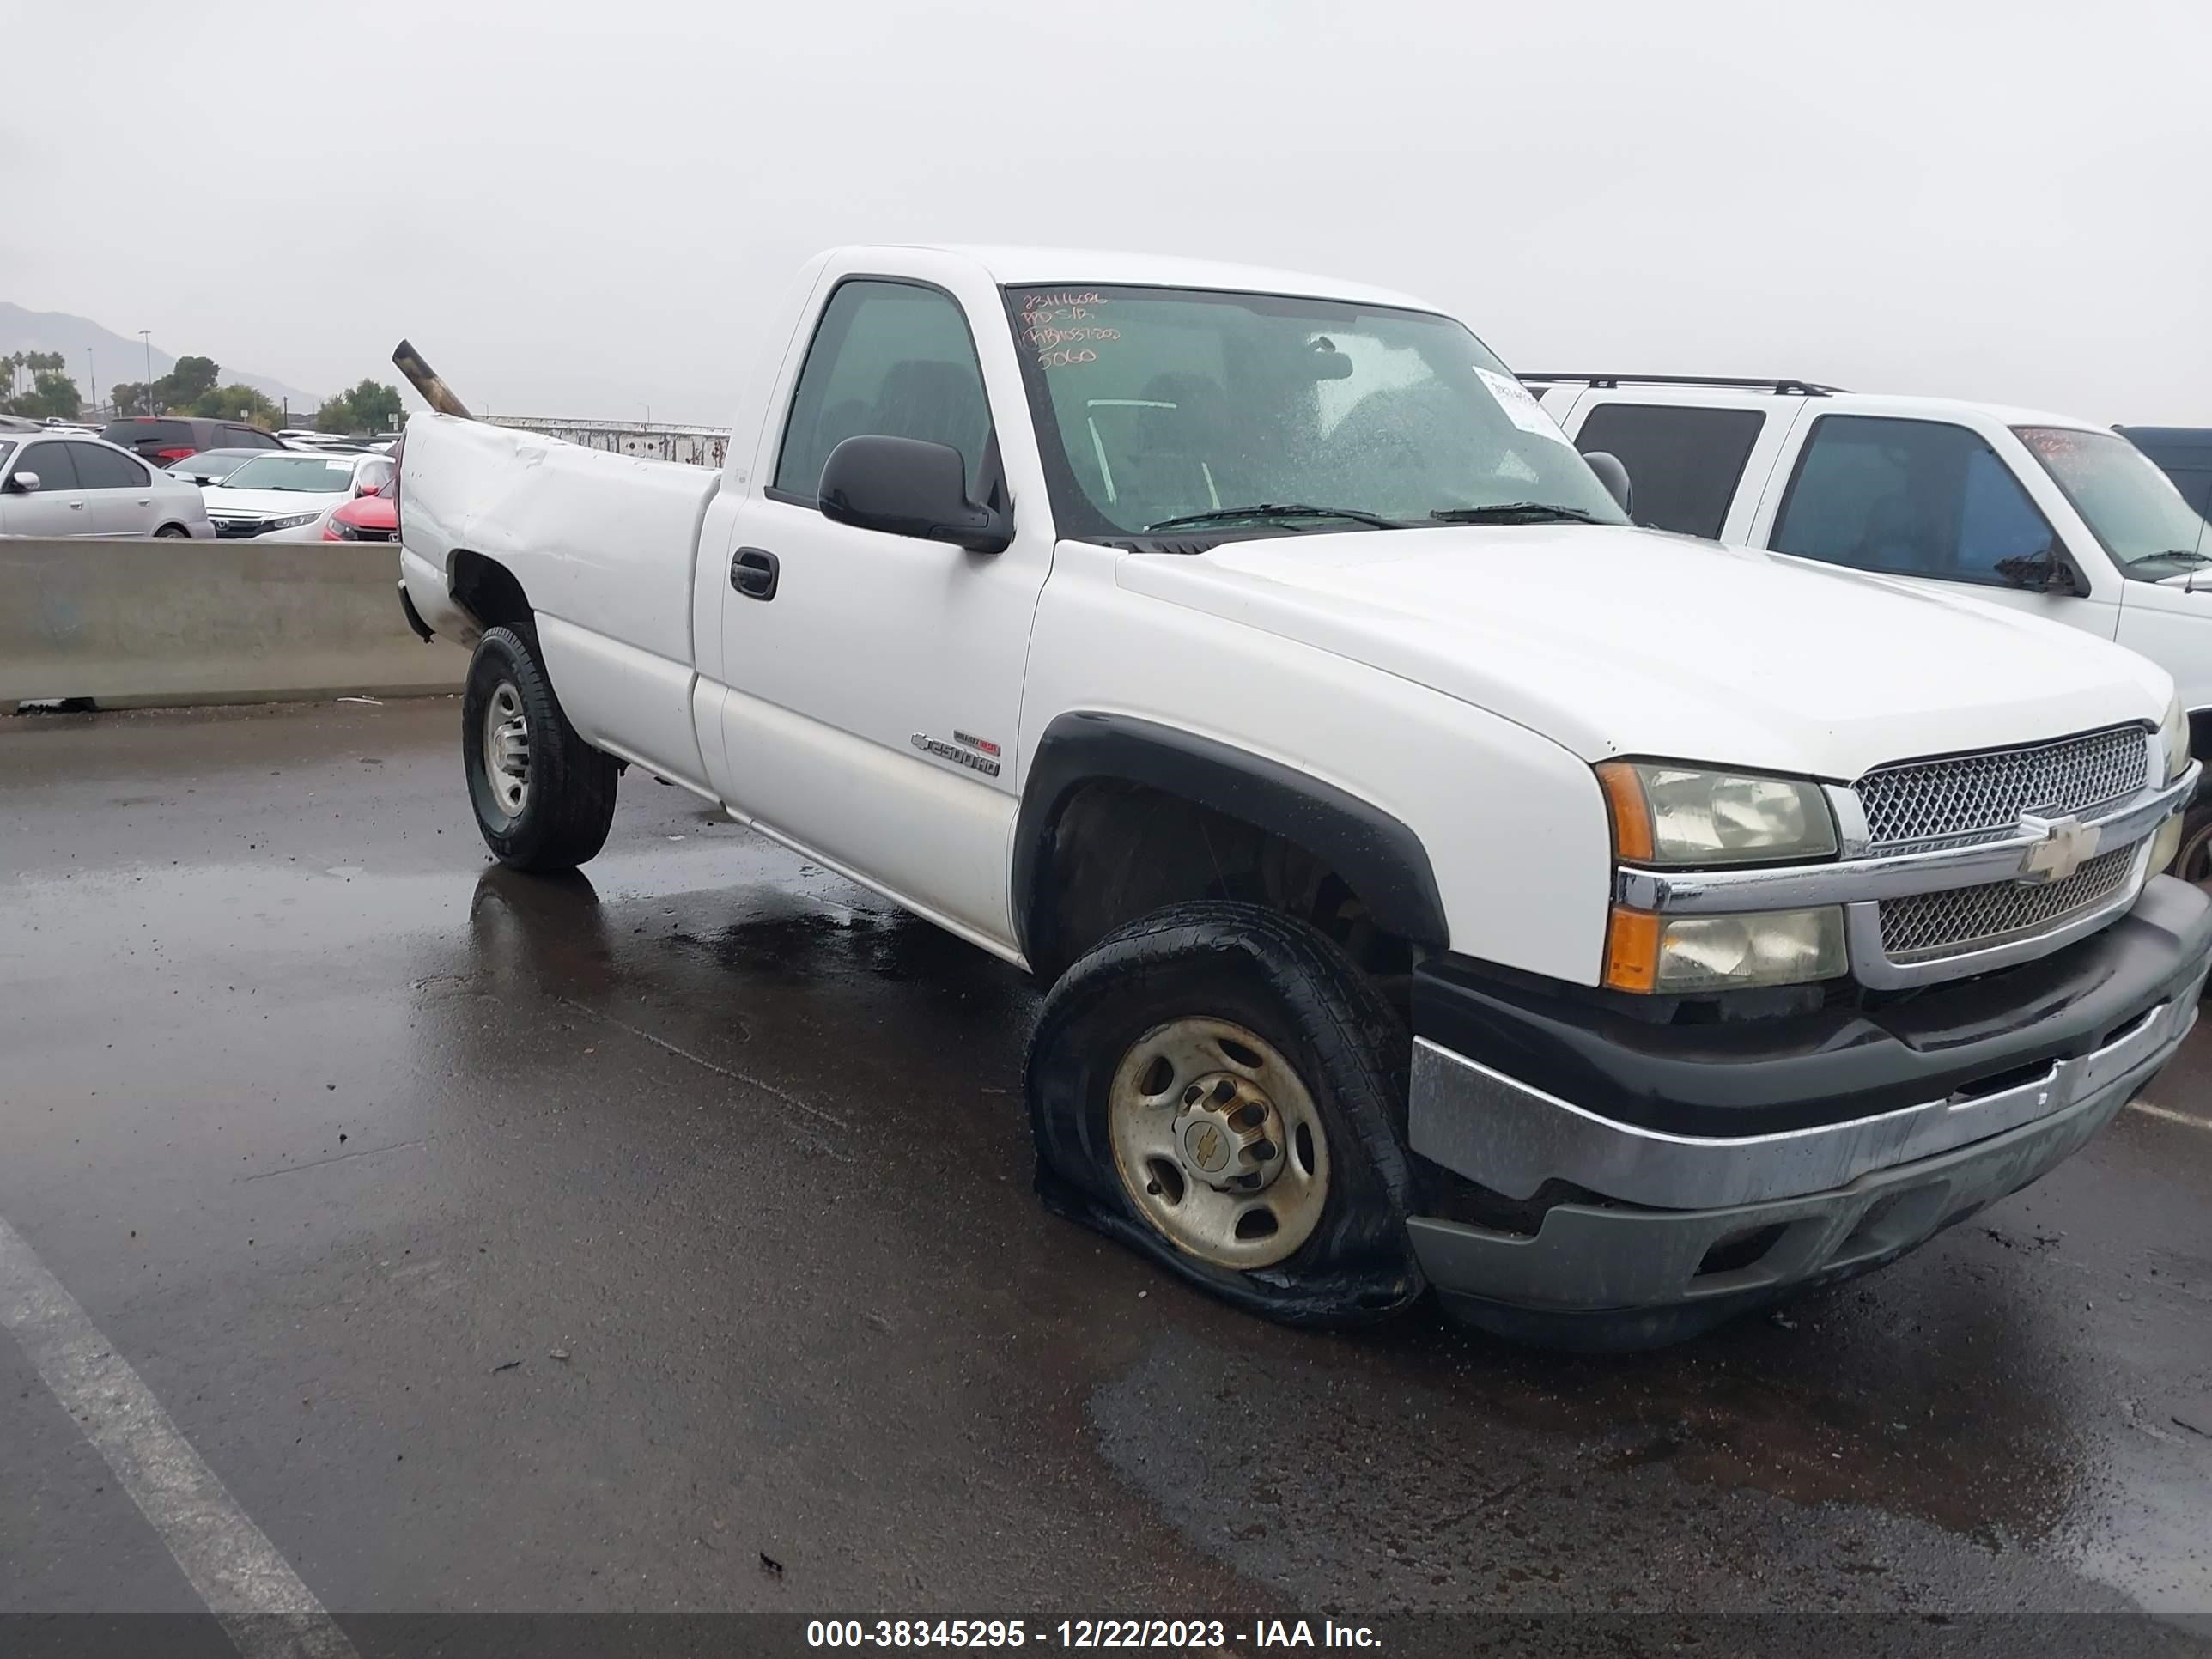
xmin=1025 ymin=778 xmax=1417 ymax=1002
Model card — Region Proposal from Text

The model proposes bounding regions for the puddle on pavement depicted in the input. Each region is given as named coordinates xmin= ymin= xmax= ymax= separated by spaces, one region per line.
xmin=1080 ymin=1317 xmax=2177 ymax=1614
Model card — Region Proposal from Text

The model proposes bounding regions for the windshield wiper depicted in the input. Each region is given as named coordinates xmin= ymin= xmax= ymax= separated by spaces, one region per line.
xmin=1428 ymin=503 xmax=1604 ymax=525
xmin=1146 ymin=502 xmax=1404 ymax=532
xmin=2130 ymin=548 xmax=2212 ymax=566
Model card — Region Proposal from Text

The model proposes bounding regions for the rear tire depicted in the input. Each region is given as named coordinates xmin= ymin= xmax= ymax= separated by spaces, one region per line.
xmin=461 ymin=625 xmax=618 ymax=872
xmin=1026 ymin=901 xmax=1425 ymax=1328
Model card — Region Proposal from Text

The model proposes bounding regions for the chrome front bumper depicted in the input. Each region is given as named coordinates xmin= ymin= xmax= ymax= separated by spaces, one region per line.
xmin=1407 ymin=978 xmax=2198 ymax=1212
xmin=1407 ymin=1033 xmax=2163 ymax=1342
xmin=1402 ymin=876 xmax=2212 ymax=1344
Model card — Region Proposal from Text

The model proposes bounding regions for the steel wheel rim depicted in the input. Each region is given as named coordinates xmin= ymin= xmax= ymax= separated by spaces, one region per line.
xmin=1108 ymin=1016 xmax=1329 ymax=1270
xmin=483 ymin=681 xmax=531 ymax=818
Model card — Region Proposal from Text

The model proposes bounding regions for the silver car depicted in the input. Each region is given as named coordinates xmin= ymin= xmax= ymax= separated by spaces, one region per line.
xmin=0 ymin=434 xmax=216 ymax=538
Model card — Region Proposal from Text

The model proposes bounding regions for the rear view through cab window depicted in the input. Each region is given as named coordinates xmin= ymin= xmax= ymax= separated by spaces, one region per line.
xmin=1571 ymin=404 xmax=1765 ymax=539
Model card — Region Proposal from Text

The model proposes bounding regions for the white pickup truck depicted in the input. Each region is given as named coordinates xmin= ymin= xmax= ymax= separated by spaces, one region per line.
xmin=1532 ymin=374 xmax=2212 ymax=881
xmin=396 ymin=246 xmax=2212 ymax=1349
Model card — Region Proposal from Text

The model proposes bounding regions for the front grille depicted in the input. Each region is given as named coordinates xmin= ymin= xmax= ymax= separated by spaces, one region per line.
xmin=1876 ymin=844 xmax=2137 ymax=963
xmin=1856 ymin=726 xmax=2148 ymax=850
xmin=210 ymin=520 xmax=264 ymax=538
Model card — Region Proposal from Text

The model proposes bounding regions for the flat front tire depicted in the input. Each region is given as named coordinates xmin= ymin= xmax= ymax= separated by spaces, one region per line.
xmin=460 ymin=626 xmax=618 ymax=872
xmin=1026 ymin=901 xmax=1425 ymax=1327
xmin=2177 ymin=800 xmax=2212 ymax=890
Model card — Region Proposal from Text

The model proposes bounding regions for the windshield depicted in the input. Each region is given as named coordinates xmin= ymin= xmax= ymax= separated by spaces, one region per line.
xmin=222 ymin=454 xmax=361 ymax=493
xmin=170 ymin=451 xmax=254 ymax=481
xmin=0 ymin=441 xmax=13 ymax=471
xmin=2016 ymin=426 xmax=2211 ymax=575
xmin=1003 ymin=285 xmax=1626 ymax=539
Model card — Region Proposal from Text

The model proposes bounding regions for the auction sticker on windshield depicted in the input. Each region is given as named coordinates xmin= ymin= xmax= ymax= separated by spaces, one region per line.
xmin=1476 ymin=366 xmax=1573 ymax=445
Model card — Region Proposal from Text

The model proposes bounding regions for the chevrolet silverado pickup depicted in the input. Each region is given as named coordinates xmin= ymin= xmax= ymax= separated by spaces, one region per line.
xmin=395 ymin=246 xmax=2212 ymax=1348
xmin=1531 ymin=374 xmax=2212 ymax=884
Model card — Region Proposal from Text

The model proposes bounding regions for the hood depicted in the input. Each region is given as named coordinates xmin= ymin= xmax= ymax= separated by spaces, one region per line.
xmin=201 ymin=486 xmax=349 ymax=518
xmin=1117 ymin=524 xmax=2172 ymax=781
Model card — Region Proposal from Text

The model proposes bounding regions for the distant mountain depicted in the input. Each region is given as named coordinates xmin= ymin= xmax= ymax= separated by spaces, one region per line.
xmin=0 ymin=302 xmax=325 ymax=416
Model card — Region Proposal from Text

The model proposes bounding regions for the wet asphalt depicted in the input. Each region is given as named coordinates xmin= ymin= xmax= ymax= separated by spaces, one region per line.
xmin=3 ymin=697 xmax=2212 ymax=1650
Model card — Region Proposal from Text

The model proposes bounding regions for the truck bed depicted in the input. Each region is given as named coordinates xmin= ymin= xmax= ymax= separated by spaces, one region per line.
xmin=401 ymin=412 xmax=719 ymax=667
xmin=399 ymin=411 xmax=723 ymax=787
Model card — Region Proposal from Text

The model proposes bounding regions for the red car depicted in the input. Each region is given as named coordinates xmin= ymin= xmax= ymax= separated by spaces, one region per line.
xmin=322 ymin=474 xmax=397 ymax=541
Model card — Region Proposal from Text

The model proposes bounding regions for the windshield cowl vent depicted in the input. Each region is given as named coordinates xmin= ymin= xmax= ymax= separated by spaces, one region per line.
xmin=1102 ymin=536 xmax=1222 ymax=556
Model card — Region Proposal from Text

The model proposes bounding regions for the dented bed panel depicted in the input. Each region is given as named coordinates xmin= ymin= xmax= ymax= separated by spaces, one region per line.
xmin=399 ymin=410 xmax=720 ymax=693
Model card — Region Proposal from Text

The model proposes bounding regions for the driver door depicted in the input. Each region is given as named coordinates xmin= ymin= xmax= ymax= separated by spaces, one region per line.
xmin=711 ymin=277 xmax=1050 ymax=951
xmin=2 ymin=441 xmax=94 ymax=537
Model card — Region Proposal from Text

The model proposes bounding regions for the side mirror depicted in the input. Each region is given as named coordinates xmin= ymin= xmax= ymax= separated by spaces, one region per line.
xmin=1583 ymin=449 xmax=1633 ymax=516
xmin=356 ymin=480 xmax=380 ymax=496
xmin=1995 ymin=543 xmax=2093 ymax=598
xmin=7 ymin=471 xmax=40 ymax=495
xmin=818 ymin=434 xmax=1011 ymax=555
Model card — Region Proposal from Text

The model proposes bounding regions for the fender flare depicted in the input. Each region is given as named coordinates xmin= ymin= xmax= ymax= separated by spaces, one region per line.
xmin=1013 ymin=711 xmax=1449 ymax=972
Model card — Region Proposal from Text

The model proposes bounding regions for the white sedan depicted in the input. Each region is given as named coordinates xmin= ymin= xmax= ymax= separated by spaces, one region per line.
xmin=0 ymin=433 xmax=215 ymax=538
xmin=200 ymin=450 xmax=396 ymax=538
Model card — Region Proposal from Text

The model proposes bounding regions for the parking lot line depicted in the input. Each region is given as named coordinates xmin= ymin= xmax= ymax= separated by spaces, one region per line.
xmin=2128 ymin=1099 xmax=2212 ymax=1133
xmin=0 ymin=1212 xmax=357 ymax=1659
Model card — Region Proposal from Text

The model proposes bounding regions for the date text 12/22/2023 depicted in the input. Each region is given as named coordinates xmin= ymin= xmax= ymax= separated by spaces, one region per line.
xmin=805 ymin=1620 xmax=1382 ymax=1649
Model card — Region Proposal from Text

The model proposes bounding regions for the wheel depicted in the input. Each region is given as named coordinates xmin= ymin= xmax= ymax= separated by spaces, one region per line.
xmin=2175 ymin=800 xmax=2212 ymax=890
xmin=460 ymin=625 xmax=619 ymax=872
xmin=154 ymin=525 xmax=190 ymax=538
xmin=1025 ymin=901 xmax=1425 ymax=1327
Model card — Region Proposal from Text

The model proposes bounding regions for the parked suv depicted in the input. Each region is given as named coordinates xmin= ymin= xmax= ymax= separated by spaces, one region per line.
xmin=2121 ymin=427 xmax=2212 ymax=521
xmin=1532 ymin=375 xmax=2212 ymax=879
xmin=97 ymin=416 xmax=287 ymax=465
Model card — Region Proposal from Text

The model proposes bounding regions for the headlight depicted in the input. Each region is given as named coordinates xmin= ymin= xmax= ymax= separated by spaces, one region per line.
xmin=1605 ymin=905 xmax=1847 ymax=994
xmin=2159 ymin=695 xmax=2189 ymax=786
xmin=1596 ymin=761 xmax=1838 ymax=865
xmin=325 ymin=516 xmax=359 ymax=540
xmin=264 ymin=512 xmax=318 ymax=532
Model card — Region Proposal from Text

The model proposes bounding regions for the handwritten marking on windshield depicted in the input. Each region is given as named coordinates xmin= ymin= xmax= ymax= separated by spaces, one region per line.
xmin=1023 ymin=324 xmax=1121 ymax=349
xmin=1024 ymin=294 xmax=1116 ymax=368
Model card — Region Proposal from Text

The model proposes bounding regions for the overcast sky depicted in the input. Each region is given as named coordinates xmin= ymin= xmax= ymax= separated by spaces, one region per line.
xmin=5 ymin=0 xmax=2208 ymax=426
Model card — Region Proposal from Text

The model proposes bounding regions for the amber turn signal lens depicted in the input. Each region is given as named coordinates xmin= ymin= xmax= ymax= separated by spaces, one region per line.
xmin=1595 ymin=762 xmax=1655 ymax=863
xmin=1602 ymin=905 xmax=1661 ymax=994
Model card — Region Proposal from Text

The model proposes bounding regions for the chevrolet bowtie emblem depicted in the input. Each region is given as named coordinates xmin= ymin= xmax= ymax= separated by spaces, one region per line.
xmin=2016 ymin=813 xmax=2100 ymax=884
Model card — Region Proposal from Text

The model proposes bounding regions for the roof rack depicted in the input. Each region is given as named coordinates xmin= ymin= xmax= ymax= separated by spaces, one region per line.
xmin=1517 ymin=373 xmax=1845 ymax=397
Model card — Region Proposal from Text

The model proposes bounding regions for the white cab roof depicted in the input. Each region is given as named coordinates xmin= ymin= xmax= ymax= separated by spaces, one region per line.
xmin=858 ymin=243 xmax=1446 ymax=314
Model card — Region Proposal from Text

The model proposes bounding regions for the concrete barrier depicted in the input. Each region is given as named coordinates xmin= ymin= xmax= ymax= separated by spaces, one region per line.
xmin=0 ymin=538 xmax=465 ymax=709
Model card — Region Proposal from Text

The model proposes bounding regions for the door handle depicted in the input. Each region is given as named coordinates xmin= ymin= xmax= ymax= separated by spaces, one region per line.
xmin=731 ymin=546 xmax=780 ymax=601
xmin=67 ymin=501 xmax=86 ymax=511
